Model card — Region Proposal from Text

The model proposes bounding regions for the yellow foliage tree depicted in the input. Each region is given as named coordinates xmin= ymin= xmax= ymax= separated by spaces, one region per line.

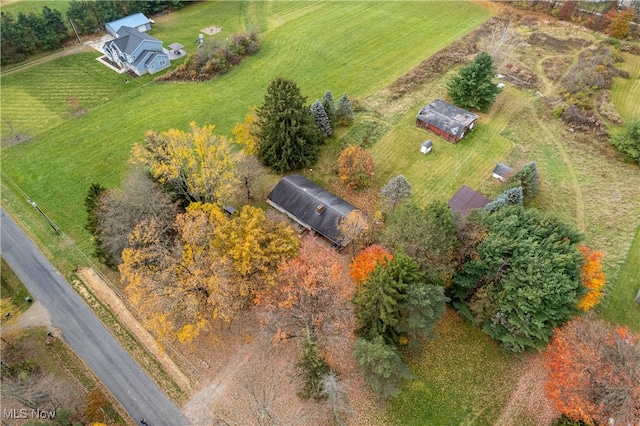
xmin=233 ymin=106 xmax=260 ymax=155
xmin=576 ymin=245 xmax=606 ymax=311
xmin=120 ymin=204 xmax=298 ymax=342
xmin=338 ymin=145 xmax=375 ymax=189
xmin=213 ymin=204 xmax=299 ymax=296
xmin=131 ymin=122 xmax=238 ymax=205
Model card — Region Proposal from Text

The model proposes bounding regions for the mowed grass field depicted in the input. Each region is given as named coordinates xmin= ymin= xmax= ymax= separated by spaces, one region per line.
xmin=1 ymin=1 xmax=491 ymax=252
xmin=603 ymin=52 xmax=640 ymax=331
xmin=0 ymin=0 xmax=70 ymax=17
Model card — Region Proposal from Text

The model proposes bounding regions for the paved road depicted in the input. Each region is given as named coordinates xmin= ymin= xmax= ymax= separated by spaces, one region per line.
xmin=1 ymin=209 xmax=189 ymax=426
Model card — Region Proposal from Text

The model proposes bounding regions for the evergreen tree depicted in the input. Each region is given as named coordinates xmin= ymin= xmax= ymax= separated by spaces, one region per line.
xmin=296 ymin=327 xmax=330 ymax=400
xmin=382 ymin=201 xmax=458 ymax=285
xmin=451 ymin=206 xmax=584 ymax=352
xmin=321 ymin=90 xmax=336 ymax=125
xmin=353 ymin=336 xmax=413 ymax=398
xmin=447 ymin=51 xmax=499 ymax=112
xmin=506 ymin=162 xmax=539 ymax=201
xmin=67 ymin=0 xmax=99 ymax=35
xmin=398 ymin=280 xmax=448 ymax=351
xmin=335 ymin=93 xmax=354 ymax=126
xmin=353 ymin=261 xmax=406 ymax=345
xmin=41 ymin=6 xmax=68 ymax=47
xmin=257 ymin=77 xmax=321 ymax=173
xmin=485 ymin=186 xmax=524 ymax=212
xmin=84 ymin=182 xmax=107 ymax=236
xmin=380 ymin=174 xmax=413 ymax=214
xmin=610 ymin=119 xmax=640 ymax=164
xmin=310 ymin=99 xmax=332 ymax=138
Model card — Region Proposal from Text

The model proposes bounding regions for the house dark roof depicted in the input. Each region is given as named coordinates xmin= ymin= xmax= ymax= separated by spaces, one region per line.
xmin=106 ymin=13 xmax=151 ymax=34
xmin=112 ymin=26 xmax=160 ymax=55
xmin=493 ymin=163 xmax=514 ymax=178
xmin=267 ymin=174 xmax=358 ymax=245
xmin=448 ymin=185 xmax=491 ymax=215
xmin=416 ymin=99 xmax=479 ymax=139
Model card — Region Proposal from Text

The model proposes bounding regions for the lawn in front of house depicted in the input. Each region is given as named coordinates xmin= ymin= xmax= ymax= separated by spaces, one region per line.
xmin=0 ymin=1 xmax=491 ymax=261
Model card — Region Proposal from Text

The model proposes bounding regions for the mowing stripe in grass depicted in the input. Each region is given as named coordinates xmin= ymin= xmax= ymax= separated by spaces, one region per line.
xmin=1 ymin=1 xmax=491 ymax=251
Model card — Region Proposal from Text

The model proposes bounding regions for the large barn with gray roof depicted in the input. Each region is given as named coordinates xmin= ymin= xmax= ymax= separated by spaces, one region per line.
xmin=267 ymin=174 xmax=358 ymax=247
xmin=416 ymin=99 xmax=479 ymax=143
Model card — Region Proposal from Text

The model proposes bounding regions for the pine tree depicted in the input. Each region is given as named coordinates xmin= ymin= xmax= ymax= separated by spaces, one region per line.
xmin=506 ymin=162 xmax=539 ymax=201
xmin=310 ymin=99 xmax=332 ymax=138
xmin=335 ymin=93 xmax=354 ymax=126
xmin=296 ymin=327 xmax=330 ymax=400
xmin=452 ymin=206 xmax=584 ymax=352
xmin=447 ymin=51 xmax=499 ymax=112
xmin=321 ymin=90 xmax=336 ymax=125
xmin=353 ymin=263 xmax=406 ymax=345
xmin=353 ymin=336 xmax=413 ymax=398
xmin=485 ymin=186 xmax=524 ymax=212
xmin=257 ymin=78 xmax=321 ymax=173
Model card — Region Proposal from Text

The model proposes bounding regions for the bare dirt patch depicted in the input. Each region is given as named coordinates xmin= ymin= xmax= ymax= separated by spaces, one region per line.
xmin=541 ymin=55 xmax=573 ymax=83
xmin=201 ymin=25 xmax=223 ymax=35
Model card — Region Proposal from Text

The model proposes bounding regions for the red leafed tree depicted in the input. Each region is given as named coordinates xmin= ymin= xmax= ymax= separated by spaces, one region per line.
xmin=544 ymin=317 xmax=640 ymax=426
xmin=576 ymin=245 xmax=606 ymax=311
xmin=255 ymin=237 xmax=354 ymax=342
xmin=349 ymin=244 xmax=393 ymax=285
xmin=338 ymin=145 xmax=375 ymax=190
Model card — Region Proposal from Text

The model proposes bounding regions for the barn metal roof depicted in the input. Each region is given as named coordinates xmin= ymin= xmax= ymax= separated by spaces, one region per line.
xmin=106 ymin=13 xmax=151 ymax=34
xmin=416 ymin=99 xmax=479 ymax=139
xmin=267 ymin=174 xmax=357 ymax=245
xmin=448 ymin=185 xmax=491 ymax=215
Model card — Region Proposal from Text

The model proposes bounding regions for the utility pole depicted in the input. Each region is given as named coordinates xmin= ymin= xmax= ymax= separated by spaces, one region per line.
xmin=68 ymin=18 xmax=81 ymax=43
xmin=27 ymin=198 xmax=61 ymax=234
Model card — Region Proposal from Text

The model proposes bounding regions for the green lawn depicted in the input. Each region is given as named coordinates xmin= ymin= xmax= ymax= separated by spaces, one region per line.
xmin=387 ymin=310 xmax=518 ymax=425
xmin=0 ymin=257 xmax=33 ymax=323
xmin=0 ymin=0 xmax=70 ymax=17
xmin=1 ymin=0 xmax=491 ymax=257
xmin=604 ymin=226 xmax=640 ymax=332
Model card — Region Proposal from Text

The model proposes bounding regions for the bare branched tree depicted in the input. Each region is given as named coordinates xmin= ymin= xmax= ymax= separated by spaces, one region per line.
xmin=479 ymin=21 xmax=526 ymax=66
xmin=96 ymin=168 xmax=179 ymax=265
xmin=319 ymin=371 xmax=353 ymax=426
xmin=212 ymin=343 xmax=317 ymax=426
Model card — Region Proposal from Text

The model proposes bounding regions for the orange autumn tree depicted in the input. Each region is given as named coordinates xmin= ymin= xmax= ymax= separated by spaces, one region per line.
xmin=338 ymin=145 xmax=375 ymax=190
xmin=576 ymin=245 xmax=606 ymax=311
xmin=349 ymin=244 xmax=393 ymax=285
xmin=544 ymin=317 xmax=640 ymax=425
xmin=256 ymin=237 xmax=353 ymax=341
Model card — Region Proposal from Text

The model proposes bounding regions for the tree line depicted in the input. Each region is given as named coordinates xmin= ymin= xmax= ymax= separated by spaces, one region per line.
xmin=1 ymin=0 xmax=189 ymax=65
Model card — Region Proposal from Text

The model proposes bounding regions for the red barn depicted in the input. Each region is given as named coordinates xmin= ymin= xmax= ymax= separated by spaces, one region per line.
xmin=416 ymin=99 xmax=479 ymax=143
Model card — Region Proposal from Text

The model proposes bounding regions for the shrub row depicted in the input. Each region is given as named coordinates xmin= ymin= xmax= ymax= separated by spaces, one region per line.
xmin=156 ymin=32 xmax=260 ymax=82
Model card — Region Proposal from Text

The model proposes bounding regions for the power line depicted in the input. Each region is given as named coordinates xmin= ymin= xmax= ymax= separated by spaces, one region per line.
xmin=1 ymin=170 xmax=202 ymax=378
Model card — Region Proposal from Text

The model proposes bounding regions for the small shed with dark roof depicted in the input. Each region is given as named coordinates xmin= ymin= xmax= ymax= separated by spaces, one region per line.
xmin=420 ymin=140 xmax=433 ymax=155
xmin=492 ymin=163 xmax=514 ymax=182
xmin=448 ymin=185 xmax=491 ymax=215
xmin=416 ymin=99 xmax=479 ymax=143
xmin=267 ymin=174 xmax=358 ymax=246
